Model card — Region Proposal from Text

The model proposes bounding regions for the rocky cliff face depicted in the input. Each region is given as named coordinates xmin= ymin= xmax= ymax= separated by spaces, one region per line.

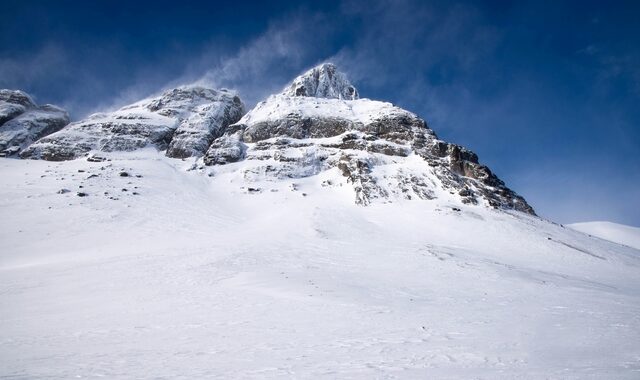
xmin=0 ymin=90 xmax=69 ymax=157
xmin=21 ymin=86 xmax=244 ymax=161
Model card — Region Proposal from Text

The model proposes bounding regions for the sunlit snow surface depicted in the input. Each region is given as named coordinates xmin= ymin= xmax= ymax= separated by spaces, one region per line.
xmin=1 ymin=150 xmax=639 ymax=379
xmin=568 ymin=222 xmax=640 ymax=251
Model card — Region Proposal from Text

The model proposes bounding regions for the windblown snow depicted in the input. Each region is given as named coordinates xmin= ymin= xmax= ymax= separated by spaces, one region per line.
xmin=1 ymin=150 xmax=639 ymax=379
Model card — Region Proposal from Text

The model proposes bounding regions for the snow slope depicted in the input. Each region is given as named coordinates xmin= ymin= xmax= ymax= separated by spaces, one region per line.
xmin=568 ymin=221 xmax=640 ymax=251
xmin=1 ymin=151 xmax=639 ymax=379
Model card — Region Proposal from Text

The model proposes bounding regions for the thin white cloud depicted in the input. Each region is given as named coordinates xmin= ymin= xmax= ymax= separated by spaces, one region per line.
xmin=190 ymin=11 xmax=338 ymax=107
xmin=88 ymin=9 xmax=339 ymax=115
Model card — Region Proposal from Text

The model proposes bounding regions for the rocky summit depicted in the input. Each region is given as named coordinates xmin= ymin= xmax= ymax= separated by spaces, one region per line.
xmin=281 ymin=63 xmax=359 ymax=100
xmin=0 ymin=90 xmax=69 ymax=157
xmin=204 ymin=63 xmax=534 ymax=214
xmin=11 ymin=63 xmax=533 ymax=213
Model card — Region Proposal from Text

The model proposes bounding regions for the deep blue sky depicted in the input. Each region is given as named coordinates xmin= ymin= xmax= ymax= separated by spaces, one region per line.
xmin=2 ymin=0 xmax=639 ymax=226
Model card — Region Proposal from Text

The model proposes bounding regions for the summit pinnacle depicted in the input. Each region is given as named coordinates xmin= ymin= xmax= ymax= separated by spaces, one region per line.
xmin=281 ymin=63 xmax=359 ymax=100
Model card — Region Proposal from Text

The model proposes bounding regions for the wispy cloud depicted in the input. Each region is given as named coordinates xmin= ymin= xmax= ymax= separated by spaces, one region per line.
xmin=329 ymin=0 xmax=500 ymax=131
xmin=181 ymin=10 xmax=342 ymax=107
xmin=91 ymin=9 xmax=342 ymax=114
xmin=0 ymin=44 xmax=70 ymax=101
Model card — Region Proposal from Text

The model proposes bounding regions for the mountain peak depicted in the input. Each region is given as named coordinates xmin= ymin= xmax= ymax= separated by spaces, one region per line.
xmin=281 ymin=63 xmax=359 ymax=100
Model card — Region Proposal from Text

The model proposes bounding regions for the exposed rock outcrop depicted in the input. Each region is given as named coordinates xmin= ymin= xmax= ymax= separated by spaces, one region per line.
xmin=21 ymin=86 xmax=244 ymax=161
xmin=165 ymin=89 xmax=245 ymax=158
xmin=0 ymin=90 xmax=69 ymax=157
xmin=203 ymin=124 xmax=247 ymax=165
xmin=282 ymin=63 xmax=359 ymax=100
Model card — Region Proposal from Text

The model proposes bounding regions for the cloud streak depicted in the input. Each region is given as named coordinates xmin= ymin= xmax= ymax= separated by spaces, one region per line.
xmin=191 ymin=11 xmax=344 ymax=107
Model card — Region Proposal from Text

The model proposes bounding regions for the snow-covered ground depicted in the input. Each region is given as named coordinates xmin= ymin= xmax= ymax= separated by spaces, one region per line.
xmin=1 ymin=151 xmax=639 ymax=379
xmin=568 ymin=221 xmax=640 ymax=251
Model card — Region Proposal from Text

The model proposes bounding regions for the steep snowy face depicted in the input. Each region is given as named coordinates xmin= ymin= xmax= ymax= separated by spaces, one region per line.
xmin=204 ymin=66 xmax=534 ymax=214
xmin=22 ymin=86 xmax=244 ymax=161
xmin=0 ymin=90 xmax=69 ymax=157
xmin=281 ymin=63 xmax=359 ymax=100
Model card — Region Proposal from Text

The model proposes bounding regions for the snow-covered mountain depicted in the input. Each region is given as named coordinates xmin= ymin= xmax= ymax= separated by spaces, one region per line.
xmin=16 ymin=63 xmax=533 ymax=213
xmin=1 ymin=64 xmax=639 ymax=378
xmin=0 ymin=90 xmax=69 ymax=157
xmin=203 ymin=63 xmax=533 ymax=212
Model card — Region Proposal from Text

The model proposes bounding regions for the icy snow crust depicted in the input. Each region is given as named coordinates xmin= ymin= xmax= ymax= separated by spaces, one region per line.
xmin=1 ymin=150 xmax=640 ymax=378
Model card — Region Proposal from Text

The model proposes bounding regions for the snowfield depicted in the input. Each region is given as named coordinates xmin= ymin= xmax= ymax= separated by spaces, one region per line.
xmin=1 ymin=151 xmax=639 ymax=379
xmin=568 ymin=221 xmax=640 ymax=251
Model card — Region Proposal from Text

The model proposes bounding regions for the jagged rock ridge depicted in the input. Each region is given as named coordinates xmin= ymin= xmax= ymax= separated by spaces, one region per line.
xmin=21 ymin=86 xmax=244 ymax=161
xmin=0 ymin=90 xmax=69 ymax=157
